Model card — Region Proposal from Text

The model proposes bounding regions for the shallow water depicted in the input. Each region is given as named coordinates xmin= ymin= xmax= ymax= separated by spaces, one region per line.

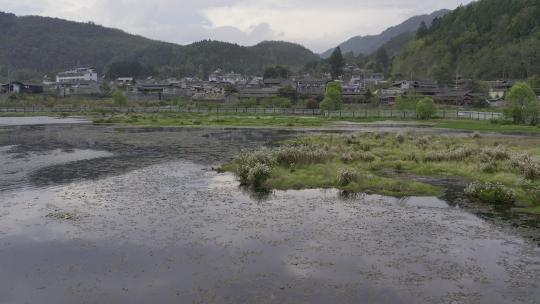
xmin=0 ymin=123 xmax=539 ymax=303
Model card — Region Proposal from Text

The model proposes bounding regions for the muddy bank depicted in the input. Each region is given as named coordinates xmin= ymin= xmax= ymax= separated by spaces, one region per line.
xmin=0 ymin=124 xmax=539 ymax=303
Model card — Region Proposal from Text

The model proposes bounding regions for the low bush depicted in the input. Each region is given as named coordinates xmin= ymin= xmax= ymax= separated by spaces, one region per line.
xmin=247 ymin=163 xmax=272 ymax=188
xmin=395 ymin=132 xmax=405 ymax=144
xmin=480 ymin=161 xmax=497 ymax=173
xmin=464 ymin=182 xmax=516 ymax=204
xmin=415 ymin=136 xmax=431 ymax=150
xmin=511 ymin=153 xmax=540 ymax=180
xmin=341 ymin=152 xmax=354 ymax=163
xmin=481 ymin=146 xmax=510 ymax=161
xmin=423 ymin=146 xmax=475 ymax=162
xmin=338 ymin=169 xmax=358 ymax=186
xmin=274 ymin=145 xmax=332 ymax=166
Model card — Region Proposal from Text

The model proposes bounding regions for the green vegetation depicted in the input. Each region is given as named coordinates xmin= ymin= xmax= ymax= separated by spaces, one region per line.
xmin=93 ymin=113 xmax=327 ymax=128
xmin=224 ymin=133 xmax=540 ymax=213
xmin=504 ymin=82 xmax=539 ymax=125
xmin=415 ymin=97 xmax=437 ymax=120
xmin=392 ymin=0 xmax=540 ymax=80
xmin=329 ymin=47 xmax=345 ymax=79
xmin=0 ymin=12 xmax=318 ymax=81
xmin=433 ymin=120 xmax=540 ymax=133
xmin=112 ymin=90 xmax=128 ymax=106
xmin=320 ymin=82 xmax=344 ymax=111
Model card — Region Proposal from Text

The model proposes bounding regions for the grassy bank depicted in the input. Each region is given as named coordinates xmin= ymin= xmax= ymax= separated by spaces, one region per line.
xmin=92 ymin=112 xmax=329 ymax=128
xmin=224 ymin=132 xmax=540 ymax=214
xmin=433 ymin=120 xmax=540 ymax=133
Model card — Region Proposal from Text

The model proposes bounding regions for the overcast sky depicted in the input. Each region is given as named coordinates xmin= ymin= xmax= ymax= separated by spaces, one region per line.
xmin=1 ymin=0 xmax=474 ymax=52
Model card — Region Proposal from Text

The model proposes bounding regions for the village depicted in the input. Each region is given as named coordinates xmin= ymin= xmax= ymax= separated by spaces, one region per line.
xmin=0 ymin=65 xmax=526 ymax=109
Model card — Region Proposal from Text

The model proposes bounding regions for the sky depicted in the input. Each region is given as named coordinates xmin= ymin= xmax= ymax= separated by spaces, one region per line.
xmin=0 ymin=0 xmax=474 ymax=52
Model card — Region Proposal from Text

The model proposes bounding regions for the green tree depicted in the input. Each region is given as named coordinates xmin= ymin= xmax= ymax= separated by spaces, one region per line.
xmin=416 ymin=21 xmax=429 ymax=38
xmin=416 ymin=97 xmax=437 ymax=120
xmin=263 ymin=65 xmax=290 ymax=79
xmin=329 ymin=47 xmax=345 ymax=80
xmin=375 ymin=47 xmax=389 ymax=74
xmin=504 ymin=82 xmax=539 ymax=124
xmin=527 ymin=75 xmax=540 ymax=95
xmin=224 ymin=84 xmax=239 ymax=95
xmin=112 ymin=89 xmax=128 ymax=106
xmin=320 ymin=82 xmax=343 ymax=111
xmin=395 ymin=95 xmax=417 ymax=111
xmin=278 ymin=85 xmax=298 ymax=102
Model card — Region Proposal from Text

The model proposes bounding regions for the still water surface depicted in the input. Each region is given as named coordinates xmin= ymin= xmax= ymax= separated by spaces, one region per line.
xmin=0 ymin=119 xmax=539 ymax=303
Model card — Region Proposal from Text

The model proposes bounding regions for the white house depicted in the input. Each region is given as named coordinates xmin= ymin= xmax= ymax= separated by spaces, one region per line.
xmin=56 ymin=68 xmax=98 ymax=83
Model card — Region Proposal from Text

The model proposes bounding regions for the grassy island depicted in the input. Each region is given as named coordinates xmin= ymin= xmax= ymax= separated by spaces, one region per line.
xmin=223 ymin=132 xmax=540 ymax=214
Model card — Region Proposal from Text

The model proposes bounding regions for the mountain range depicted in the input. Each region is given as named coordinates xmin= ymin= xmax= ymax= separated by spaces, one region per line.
xmin=391 ymin=0 xmax=540 ymax=80
xmin=0 ymin=12 xmax=319 ymax=81
xmin=320 ymin=9 xmax=450 ymax=58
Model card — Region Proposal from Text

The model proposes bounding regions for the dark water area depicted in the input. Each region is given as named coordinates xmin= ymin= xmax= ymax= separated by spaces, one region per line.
xmin=1 ymin=119 xmax=540 ymax=304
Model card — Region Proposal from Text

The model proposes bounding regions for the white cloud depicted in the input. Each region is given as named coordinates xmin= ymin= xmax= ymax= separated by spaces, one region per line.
xmin=0 ymin=0 xmax=475 ymax=52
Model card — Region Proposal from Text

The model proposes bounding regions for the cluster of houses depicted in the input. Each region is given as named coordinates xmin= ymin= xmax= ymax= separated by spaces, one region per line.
xmin=0 ymin=66 xmax=532 ymax=108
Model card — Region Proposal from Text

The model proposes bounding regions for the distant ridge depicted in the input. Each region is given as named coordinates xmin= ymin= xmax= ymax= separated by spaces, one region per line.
xmin=320 ymin=9 xmax=450 ymax=58
xmin=391 ymin=0 xmax=540 ymax=80
xmin=0 ymin=12 xmax=319 ymax=81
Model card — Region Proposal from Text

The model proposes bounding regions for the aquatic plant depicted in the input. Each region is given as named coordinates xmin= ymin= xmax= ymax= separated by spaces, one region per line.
xmin=464 ymin=182 xmax=516 ymax=204
xmin=337 ymin=169 xmax=358 ymax=186
xmin=46 ymin=211 xmax=79 ymax=221
xmin=247 ymin=163 xmax=272 ymax=188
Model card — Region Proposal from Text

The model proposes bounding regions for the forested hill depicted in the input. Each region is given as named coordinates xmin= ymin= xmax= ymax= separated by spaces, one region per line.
xmin=392 ymin=0 xmax=540 ymax=81
xmin=320 ymin=9 xmax=449 ymax=58
xmin=0 ymin=12 xmax=319 ymax=81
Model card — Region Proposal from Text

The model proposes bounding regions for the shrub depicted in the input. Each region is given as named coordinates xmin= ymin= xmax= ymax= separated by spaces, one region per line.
xmin=237 ymin=165 xmax=252 ymax=185
xmin=356 ymin=152 xmax=376 ymax=162
xmin=395 ymin=132 xmax=405 ymax=144
xmin=472 ymin=131 xmax=481 ymax=138
xmin=480 ymin=161 xmax=497 ymax=173
xmin=357 ymin=143 xmax=371 ymax=152
xmin=481 ymin=146 xmax=510 ymax=161
xmin=306 ymin=99 xmax=320 ymax=109
xmin=415 ymin=136 xmax=431 ymax=150
xmin=423 ymin=146 xmax=475 ymax=162
xmin=341 ymin=152 xmax=354 ymax=163
xmin=338 ymin=169 xmax=358 ymax=186
xmin=112 ymin=89 xmax=128 ymax=106
xmin=464 ymin=182 xmax=516 ymax=204
xmin=416 ymin=97 xmax=437 ymax=120
xmin=510 ymin=153 xmax=540 ymax=180
xmin=274 ymin=146 xmax=331 ymax=166
xmin=247 ymin=163 xmax=272 ymax=188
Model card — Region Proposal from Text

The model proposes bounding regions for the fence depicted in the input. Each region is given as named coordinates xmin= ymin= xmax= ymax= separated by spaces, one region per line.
xmin=0 ymin=106 xmax=504 ymax=121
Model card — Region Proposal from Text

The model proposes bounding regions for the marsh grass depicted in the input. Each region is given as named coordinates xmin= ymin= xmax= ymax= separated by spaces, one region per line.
xmin=226 ymin=132 xmax=540 ymax=212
